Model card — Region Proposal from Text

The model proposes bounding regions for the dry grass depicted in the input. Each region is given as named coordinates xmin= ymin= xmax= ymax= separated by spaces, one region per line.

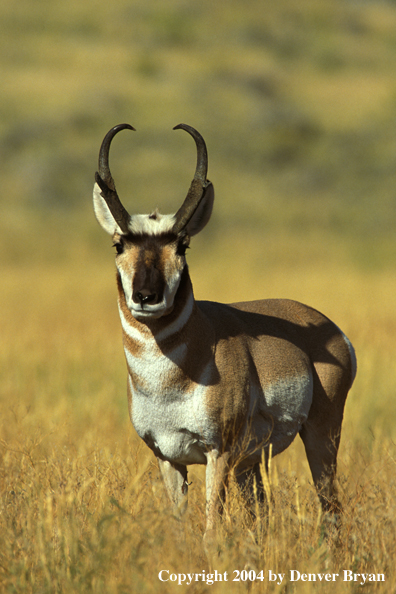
xmin=1 ymin=217 xmax=395 ymax=593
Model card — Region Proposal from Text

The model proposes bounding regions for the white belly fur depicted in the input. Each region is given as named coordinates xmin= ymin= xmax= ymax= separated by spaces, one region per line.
xmin=129 ymin=357 xmax=313 ymax=467
xmin=243 ymin=372 xmax=313 ymax=466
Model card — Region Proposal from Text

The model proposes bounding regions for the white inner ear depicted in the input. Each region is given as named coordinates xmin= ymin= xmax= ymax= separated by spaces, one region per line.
xmin=185 ymin=183 xmax=215 ymax=237
xmin=93 ymin=183 xmax=124 ymax=235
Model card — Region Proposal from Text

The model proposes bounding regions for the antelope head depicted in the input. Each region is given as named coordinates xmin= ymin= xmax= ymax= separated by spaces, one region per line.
xmin=93 ymin=124 xmax=214 ymax=320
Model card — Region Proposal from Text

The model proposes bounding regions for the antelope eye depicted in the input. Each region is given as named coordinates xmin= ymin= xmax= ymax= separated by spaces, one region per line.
xmin=176 ymin=235 xmax=190 ymax=256
xmin=176 ymin=241 xmax=189 ymax=257
xmin=113 ymin=241 xmax=124 ymax=255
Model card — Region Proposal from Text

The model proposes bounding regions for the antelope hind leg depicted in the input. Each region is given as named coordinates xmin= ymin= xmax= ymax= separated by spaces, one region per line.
xmin=299 ymin=422 xmax=342 ymax=516
xmin=236 ymin=463 xmax=265 ymax=509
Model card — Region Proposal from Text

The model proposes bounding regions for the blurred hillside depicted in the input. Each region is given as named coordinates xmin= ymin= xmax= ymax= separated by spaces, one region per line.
xmin=1 ymin=0 xmax=396 ymax=271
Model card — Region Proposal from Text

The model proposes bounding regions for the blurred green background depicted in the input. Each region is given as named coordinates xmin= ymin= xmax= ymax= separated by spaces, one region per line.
xmin=1 ymin=0 xmax=396 ymax=274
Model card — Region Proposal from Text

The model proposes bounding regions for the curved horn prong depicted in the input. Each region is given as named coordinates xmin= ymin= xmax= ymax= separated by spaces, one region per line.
xmin=172 ymin=124 xmax=211 ymax=234
xmin=95 ymin=123 xmax=135 ymax=234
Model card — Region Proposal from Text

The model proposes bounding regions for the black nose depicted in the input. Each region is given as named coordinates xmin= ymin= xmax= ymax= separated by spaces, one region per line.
xmin=136 ymin=290 xmax=158 ymax=305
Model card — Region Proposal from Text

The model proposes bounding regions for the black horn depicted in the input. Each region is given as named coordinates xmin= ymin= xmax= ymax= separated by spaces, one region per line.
xmin=172 ymin=124 xmax=211 ymax=234
xmin=95 ymin=123 xmax=135 ymax=234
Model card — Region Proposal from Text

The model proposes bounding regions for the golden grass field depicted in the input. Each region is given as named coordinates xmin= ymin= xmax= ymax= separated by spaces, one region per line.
xmin=1 ymin=225 xmax=396 ymax=593
xmin=1 ymin=0 xmax=396 ymax=592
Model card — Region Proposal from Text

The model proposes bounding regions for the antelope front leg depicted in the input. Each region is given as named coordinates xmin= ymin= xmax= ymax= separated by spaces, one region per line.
xmin=205 ymin=450 xmax=232 ymax=541
xmin=157 ymin=458 xmax=188 ymax=517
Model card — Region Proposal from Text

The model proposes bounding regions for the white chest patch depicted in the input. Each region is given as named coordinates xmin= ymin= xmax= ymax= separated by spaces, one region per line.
xmin=126 ymin=346 xmax=217 ymax=464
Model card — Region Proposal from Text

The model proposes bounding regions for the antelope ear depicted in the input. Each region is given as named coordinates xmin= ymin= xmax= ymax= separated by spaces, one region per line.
xmin=184 ymin=182 xmax=214 ymax=237
xmin=93 ymin=182 xmax=125 ymax=235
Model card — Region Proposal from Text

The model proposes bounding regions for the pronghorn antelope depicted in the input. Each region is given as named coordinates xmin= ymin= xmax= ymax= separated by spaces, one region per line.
xmin=93 ymin=123 xmax=356 ymax=537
